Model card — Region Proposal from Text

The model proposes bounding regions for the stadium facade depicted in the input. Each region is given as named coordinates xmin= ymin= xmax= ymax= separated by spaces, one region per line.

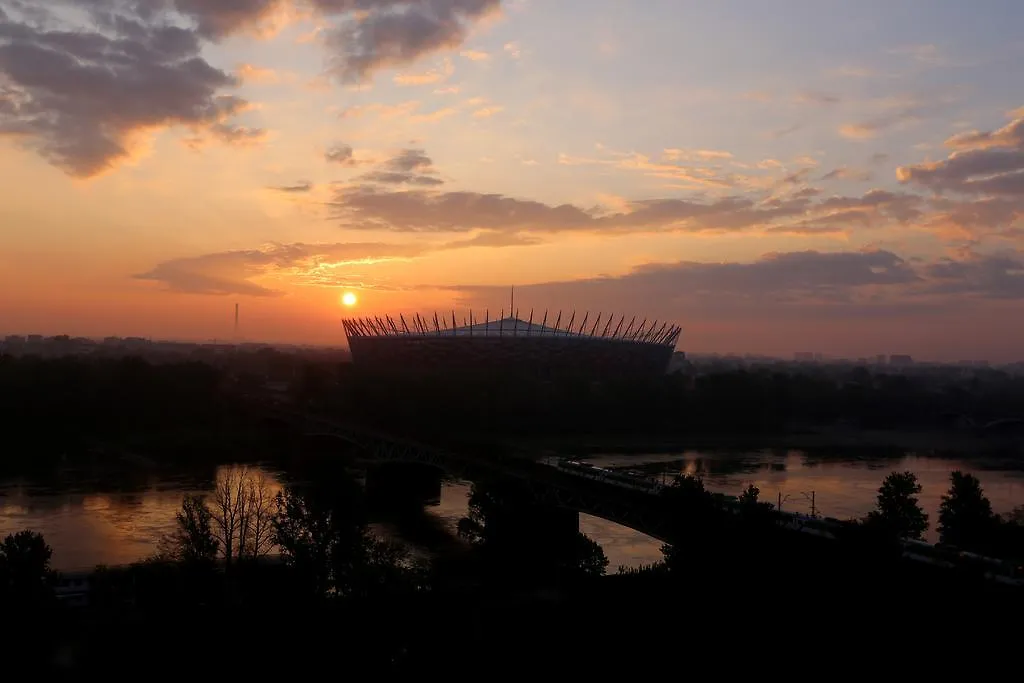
xmin=342 ymin=311 xmax=681 ymax=378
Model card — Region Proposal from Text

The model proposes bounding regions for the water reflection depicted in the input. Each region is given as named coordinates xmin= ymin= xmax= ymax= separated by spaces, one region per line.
xmin=0 ymin=465 xmax=281 ymax=570
xmin=588 ymin=449 xmax=1024 ymax=542
xmin=3 ymin=449 xmax=1023 ymax=571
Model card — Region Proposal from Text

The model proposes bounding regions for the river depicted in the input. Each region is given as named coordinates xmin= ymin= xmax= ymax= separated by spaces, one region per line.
xmin=2 ymin=449 xmax=1022 ymax=571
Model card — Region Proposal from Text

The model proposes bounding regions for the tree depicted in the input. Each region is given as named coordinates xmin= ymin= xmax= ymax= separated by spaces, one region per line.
xmin=457 ymin=481 xmax=608 ymax=581
xmin=659 ymin=474 xmax=733 ymax=574
xmin=159 ymin=495 xmax=219 ymax=564
xmin=209 ymin=466 xmax=277 ymax=568
xmin=272 ymin=473 xmax=390 ymax=598
xmin=864 ymin=471 xmax=928 ymax=540
xmin=571 ymin=533 xmax=609 ymax=578
xmin=0 ymin=530 xmax=54 ymax=607
xmin=938 ymin=470 xmax=995 ymax=551
xmin=738 ymin=484 xmax=762 ymax=507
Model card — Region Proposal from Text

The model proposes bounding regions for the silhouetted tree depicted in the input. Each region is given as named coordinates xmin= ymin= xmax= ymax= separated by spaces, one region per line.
xmin=573 ymin=533 xmax=609 ymax=577
xmin=660 ymin=474 xmax=735 ymax=574
xmin=210 ymin=466 xmax=277 ymax=568
xmin=864 ymin=471 xmax=928 ymax=540
xmin=738 ymin=483 xmax=762 ymax=507
xmin=273 ymin=482 xmax=363 ymax=597
xmin=458 ymin=481 xmax=608 ymax=581
xmin=938 ymin=470 xmax=995 ymax=551
xmin=159 ymin=495 xmax=219 ymax=564
xmin=995 ymin=506 xmax=1024 ymax=561
xmin=273 ymin=472 xmax=419 ymax=598
xmin=0 ymin=530 xmax=54 ymax=607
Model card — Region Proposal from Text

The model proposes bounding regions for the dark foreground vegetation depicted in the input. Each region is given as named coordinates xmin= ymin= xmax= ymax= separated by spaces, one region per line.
xmin=2 ymin=353 xmax=1024 ymax=674
xmin=4 ymin=463 xmax=1023 ymax=676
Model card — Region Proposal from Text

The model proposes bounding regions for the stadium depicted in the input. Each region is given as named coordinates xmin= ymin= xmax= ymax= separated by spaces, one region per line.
xmin=342 ymin=311 xmax=681 ymax=378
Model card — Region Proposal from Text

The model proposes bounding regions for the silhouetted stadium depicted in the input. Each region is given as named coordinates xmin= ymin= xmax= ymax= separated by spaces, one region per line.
xmin=342 ymin=311 xmax=681 ymax=378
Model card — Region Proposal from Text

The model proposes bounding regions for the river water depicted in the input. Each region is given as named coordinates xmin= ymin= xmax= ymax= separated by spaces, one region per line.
xmin=2 ymin=450 xmax=1022 ymax=571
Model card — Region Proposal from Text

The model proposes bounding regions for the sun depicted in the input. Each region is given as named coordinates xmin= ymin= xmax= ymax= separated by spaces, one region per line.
xmin=341 ymin=291 xmax=358 ymax=307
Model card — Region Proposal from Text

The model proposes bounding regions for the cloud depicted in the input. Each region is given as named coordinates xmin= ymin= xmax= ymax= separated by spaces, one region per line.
xmin=839 ymin=92 xmax=960 ymax=140
xmin=0 ymin=1 xmax=260 ymax=176
xmin=322 ymin=0 xmax=502 ymax=83
xmin=171 ymin=0 xmax=290 ymax=39
xmin=326 ymin=143 xmax=355 ymax=164
xmin=445 ymin=249 xmax=928 ymax=321
xmin=393 ymin=57 xmax=454 ymax=85
xmin=944 ymin=108 xmax=1024 ymax=151
xmin=821 ymin=166 xmax=874 ymax=183
xmin=269 ymin=181 xmax=314 ymax=193
xmin=460 ymin=49 xmax=490 ymax=61
xmin=794 ymin=91 xmax=841 ymax=106
xmin=897 ymin=148 xmax=1024 ymax=196
xmin=503 ymin=41 xmax=521 ymax=59
xmin=135 ymin=231 xmax=538 ymax=295
xmin=328 ymin=183 xmax=888 ymax=236
xmin=472 ymin=106 xmax=503 ymax=118
xmin=923 ymin=251 xmax=1024 ymax=299
xmin=135 ymin=241 xmax=431 ymax=296
xmin=237 ymin=63 xmax=281 ymax=84
xmin=356 ymin=147 xmax=444 ymax=185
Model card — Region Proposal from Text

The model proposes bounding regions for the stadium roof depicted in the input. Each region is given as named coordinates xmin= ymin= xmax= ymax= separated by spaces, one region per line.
xmin=449 ymin=316 xmax=564 ymax=337
xmin=342 ymin=311 xmax=681 ymax=346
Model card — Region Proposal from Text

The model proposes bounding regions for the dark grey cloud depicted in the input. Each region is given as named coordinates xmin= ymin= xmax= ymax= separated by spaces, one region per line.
xmin=326 ymin=142 xmax=355 ymax=164
xmin=322 ymin=0 xmax=502 ymax=82
xmin=269 ymin=180 xmax=314 ymax=192
xmin=923 ymin=251 xmax=1024 ymax=299
xmin=328 ymin=181 xmax=923 ymax=236
xmin=444 ymin=250 xmax=926 ymax=322
xmin=821 ymin=166 xmax=874 ymax=183
xmin=898 ymin=148 xmax=1024 ymax=196
xmin=897 ymin=109 xmax=1024 ymax=199
xmin=356 ymin=147 xmax=444 ymax=185
xmin=0 ymin=1 xmax=259 ymax=176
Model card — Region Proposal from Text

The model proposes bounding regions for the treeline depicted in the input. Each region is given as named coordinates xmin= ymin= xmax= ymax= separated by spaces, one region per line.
xmin=308 ymin=363 xmax=1024 ymax=438
xmin=0 ymin=354 xmax=278 ymax=469
xmin=6 ymin=354 xmax=1024 ymax=462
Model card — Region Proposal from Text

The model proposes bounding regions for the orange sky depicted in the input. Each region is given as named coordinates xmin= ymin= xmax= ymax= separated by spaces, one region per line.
xmin=1 ymin=1 xmax=1024 ymax=360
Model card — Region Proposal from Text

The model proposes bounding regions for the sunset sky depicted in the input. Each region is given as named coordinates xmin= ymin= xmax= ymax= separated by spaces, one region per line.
xmin=2 ymin=0 xmax=1024 ymax=360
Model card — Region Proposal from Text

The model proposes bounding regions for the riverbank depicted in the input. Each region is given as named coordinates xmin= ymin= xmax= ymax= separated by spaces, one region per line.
xmin=508 ymin=426 xmax=1024 ymax=462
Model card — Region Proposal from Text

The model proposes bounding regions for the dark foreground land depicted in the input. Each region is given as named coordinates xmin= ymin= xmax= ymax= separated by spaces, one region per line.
xmin=13 ymin=557 xmax=1020 ymax=678
xmin=3 ymin=354 xmax=1023 ymax=676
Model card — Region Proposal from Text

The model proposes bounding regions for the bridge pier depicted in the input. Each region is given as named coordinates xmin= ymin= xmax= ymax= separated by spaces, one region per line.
xmin=365 ymin=462 xmax=443 ymax=512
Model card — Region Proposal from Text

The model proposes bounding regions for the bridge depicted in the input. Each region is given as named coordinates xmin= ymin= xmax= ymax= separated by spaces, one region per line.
xmin=265 ymin=407 xmax=677 ymax=541
xmin=265 ymin=407 xmax=1024 ymax=586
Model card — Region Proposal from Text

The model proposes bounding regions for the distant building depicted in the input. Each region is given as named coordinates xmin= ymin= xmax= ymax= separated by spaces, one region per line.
xmin=889 ymin=354 xmax=914 ymax=366
xmin=794 ymin=352 xmax=815 ymax=362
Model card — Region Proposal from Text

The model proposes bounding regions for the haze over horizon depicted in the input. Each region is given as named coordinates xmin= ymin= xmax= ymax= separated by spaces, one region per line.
xmin=2 ymin=1 xmax=1024 ymax=361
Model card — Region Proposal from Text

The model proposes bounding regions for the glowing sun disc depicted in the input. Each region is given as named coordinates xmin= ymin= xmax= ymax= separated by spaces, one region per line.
xmin=341 ymin=291 xmax=358 ymax=307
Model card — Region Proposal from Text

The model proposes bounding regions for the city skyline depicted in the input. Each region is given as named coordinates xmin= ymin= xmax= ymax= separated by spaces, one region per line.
xmin=3 ymin=1 xmax=1024 ymax=360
